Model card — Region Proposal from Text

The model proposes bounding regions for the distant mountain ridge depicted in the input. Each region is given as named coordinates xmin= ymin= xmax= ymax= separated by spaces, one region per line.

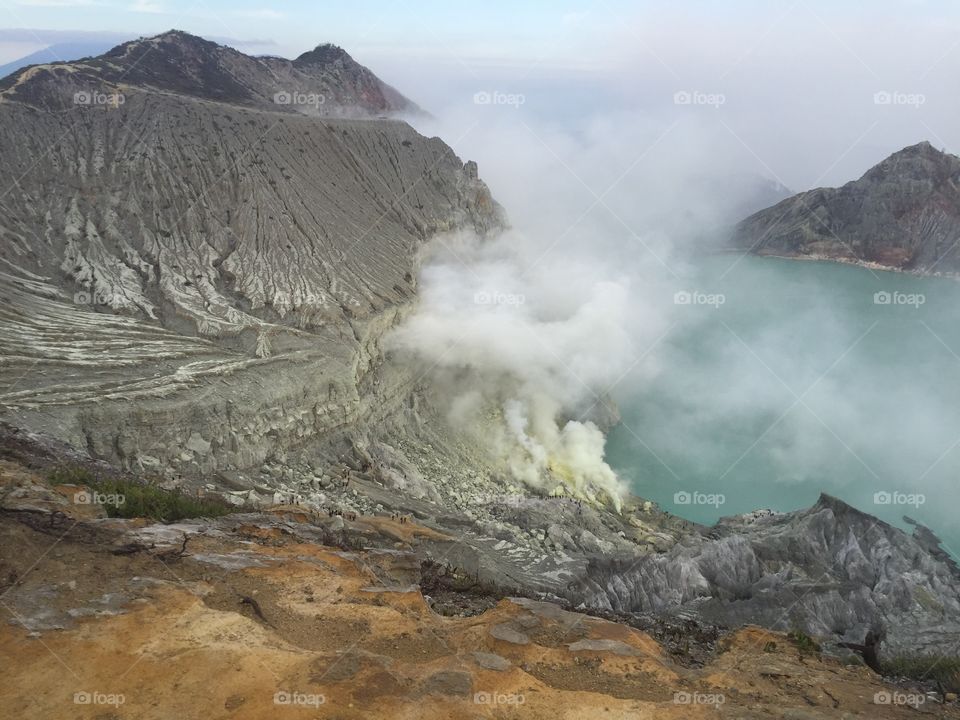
xmin=729 ymin=141 xmax=960 ymax=274
xmin=0 ymin=29 xmax=423 ymax=117
xmin=0 ymin=40 xmax=120 ymax=80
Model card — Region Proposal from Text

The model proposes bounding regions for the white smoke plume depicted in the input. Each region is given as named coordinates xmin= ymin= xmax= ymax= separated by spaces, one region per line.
xmin=387 ymin=109 xmax=764 ymax=512
xmin=388 ymin=227 xmax=639 ymax=510
xmin=388 ymin=90 xmax=868 ymax=515
xmin=382 ymin=11 xmax=960 ymax=542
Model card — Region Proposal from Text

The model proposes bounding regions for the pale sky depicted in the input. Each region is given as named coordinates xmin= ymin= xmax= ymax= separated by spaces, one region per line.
xmin=1 ymin=1 xmax=959 ymax=188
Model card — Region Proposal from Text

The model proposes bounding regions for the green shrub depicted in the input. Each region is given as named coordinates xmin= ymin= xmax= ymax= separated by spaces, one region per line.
xmin=48 ymin=465 xmax=237 ymax=522
xmin=787 ymin=630 xmax=821 ymax=653
xmin=881 ymin=655 xmax=960 ymax=690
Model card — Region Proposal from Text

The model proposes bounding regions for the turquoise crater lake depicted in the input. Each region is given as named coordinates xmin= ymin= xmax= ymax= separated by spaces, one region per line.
xmin=607 ymin=254 xmax=960 ymax=555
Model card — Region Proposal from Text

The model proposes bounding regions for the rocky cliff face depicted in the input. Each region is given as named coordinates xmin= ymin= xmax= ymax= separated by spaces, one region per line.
xmin=0 ymin=31 xmax=501 ymax=478
xmin=574 ymin=495 xmax=960 ymax=656
xmin=729 ymin=142 xmax=960 ymax=273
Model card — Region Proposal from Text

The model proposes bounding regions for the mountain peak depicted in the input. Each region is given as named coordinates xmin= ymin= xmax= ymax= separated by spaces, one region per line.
xmin=105 ymin=29 xmax=224 ymax=59
xmin=730 ymin=140 xmax=960 ymax=272
xmin=294 ymin=43 xmax=354 ymax=67
xmin=152 ymin=28 xmax=206 ymax=42
xmin=882 ymin=139 xmax=947 ymax=163
xmin=0 ymin=30 xmax=421 ymax=117
xmin=900 ymin=139 xmax=936 ymax=153
xmin=860 ymin=139 xmax=959 ymax=184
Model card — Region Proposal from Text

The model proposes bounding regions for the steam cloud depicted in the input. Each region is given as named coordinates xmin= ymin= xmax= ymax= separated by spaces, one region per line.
xmin=388 ymin=228 xmax=636 ymax=509
xmin=389 ymin=107 xmax=792 ymax=512
xmin=388 ymin=82 xmax=960 ymax=550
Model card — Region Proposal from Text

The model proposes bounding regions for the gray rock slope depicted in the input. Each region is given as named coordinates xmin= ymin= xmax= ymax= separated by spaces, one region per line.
xmin=573 ymin=495 xmax=960 ymax=656
xmin=729 ymin=141 xmax=960 ymax=273
xmin=372 ymin=469 xmax=960 ymax=657
xmin=0 ymin=31 xmax=501 ymax=475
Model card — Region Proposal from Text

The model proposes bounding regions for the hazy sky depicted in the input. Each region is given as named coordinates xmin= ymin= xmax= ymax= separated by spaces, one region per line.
xmin=1 ymin=1 xmax=959 ymax=188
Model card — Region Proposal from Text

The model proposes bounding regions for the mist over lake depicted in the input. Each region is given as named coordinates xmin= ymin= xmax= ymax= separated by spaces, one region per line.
xmin=608 ymin=254 xmax=960 ymax=554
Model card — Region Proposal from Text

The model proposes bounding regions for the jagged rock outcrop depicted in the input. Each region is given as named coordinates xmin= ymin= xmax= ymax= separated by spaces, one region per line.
xmin=0 ymin=31 xmax=502 ymax=475
xmin=729 ymin=141 xmax=960 ymax=273
xmin=573 ymin=494 xmax=960 ymax=656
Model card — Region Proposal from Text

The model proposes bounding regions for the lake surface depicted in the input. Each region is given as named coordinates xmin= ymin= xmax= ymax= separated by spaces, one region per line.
xmin=606 ymin=254 xmax=960 ymax=554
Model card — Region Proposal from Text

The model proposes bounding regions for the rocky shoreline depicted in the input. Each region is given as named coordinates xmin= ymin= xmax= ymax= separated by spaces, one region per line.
xmin=712 ymin=247 xmax=960 ymax=279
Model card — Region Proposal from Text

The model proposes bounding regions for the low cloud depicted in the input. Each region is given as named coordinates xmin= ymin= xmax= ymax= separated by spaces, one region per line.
xmin=388 ymin=228 xmax=638 ymax=508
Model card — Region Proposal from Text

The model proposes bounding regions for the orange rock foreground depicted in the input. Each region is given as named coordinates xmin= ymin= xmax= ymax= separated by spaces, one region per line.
xmin=0 ymin=463 xmax=953 ymax=719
